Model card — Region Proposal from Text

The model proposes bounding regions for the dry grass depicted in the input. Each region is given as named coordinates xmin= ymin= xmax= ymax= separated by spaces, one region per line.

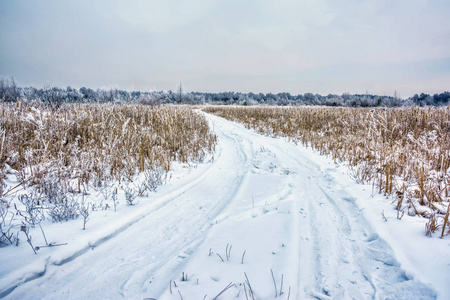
xmin=204 ymin=105 xmax=450 ymax=236
xmin=0 ymin=102 xmax=216 ymax=197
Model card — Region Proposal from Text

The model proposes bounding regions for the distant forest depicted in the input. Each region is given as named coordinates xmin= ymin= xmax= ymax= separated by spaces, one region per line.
xmin=1 ymin=77 xmax=449 ymax=107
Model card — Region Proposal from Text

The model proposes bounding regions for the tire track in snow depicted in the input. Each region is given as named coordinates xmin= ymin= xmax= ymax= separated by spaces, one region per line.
xmin=0 ymin=133 xmax=229 ymax=298
xmin=3 ymin=113 xmax=438 ymax=300
xmin=204 ymin=115 xmax=436 ymax=300
xmin=0 ymin=136 xmax=223 ymax=298
xmin=247 ymin=126 xmax=437 ymax=299
xmin=3 ymin=115 xmax=252 ymax=300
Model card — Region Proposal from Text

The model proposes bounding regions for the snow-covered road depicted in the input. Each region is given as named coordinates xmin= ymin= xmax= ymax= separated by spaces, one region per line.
xmin=2 ymin=113 xmax=446 ymax=299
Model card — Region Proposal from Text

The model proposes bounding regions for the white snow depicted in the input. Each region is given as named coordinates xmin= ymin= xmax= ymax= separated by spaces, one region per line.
xmin=1 ymin=112 xmax=448 ymax=299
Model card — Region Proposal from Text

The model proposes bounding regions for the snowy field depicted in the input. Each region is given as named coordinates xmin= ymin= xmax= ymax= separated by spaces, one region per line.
xmin=1 ymin=112 xmax=449 ymax=299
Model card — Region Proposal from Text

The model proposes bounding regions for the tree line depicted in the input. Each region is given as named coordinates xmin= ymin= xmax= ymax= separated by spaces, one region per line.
xmin=1 ymin=77 xmax=449 ymax=107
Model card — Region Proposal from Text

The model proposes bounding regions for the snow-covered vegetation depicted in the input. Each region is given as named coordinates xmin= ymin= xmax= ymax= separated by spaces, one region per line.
xmin=204 ymin=106 xmax=450 ymax=237
xmin=0 ymin=102 xmax=216 ymax=248
xmin=0 ymin=106 xmax=448 ymax=299
xmin=1 ymin=76 xmax=450 ymax=107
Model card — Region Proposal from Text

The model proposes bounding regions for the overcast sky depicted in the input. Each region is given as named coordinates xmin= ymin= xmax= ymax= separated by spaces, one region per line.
xmin=0 ymin=0 xmax=449 ymax=97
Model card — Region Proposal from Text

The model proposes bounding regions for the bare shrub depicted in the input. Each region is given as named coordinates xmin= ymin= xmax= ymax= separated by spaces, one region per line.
xmin=0 ymin=199 xmax=16 ymax=246
xmin=97 ymin=181 xmax=113 ymax=210
xmin=20 ymin=223 xmax=36 ymax=254
xmin=123 ymin=183 xmax=138 ymax=206
xmin=349 ymin=160 xmax=376 ymax=184
xmin=425 ymin=213 xmax=440 ymax=237
xmin=16 ymin=194 xmax=45 ymax=227
xmin=143 ymin=165 xmax=167 ymax=193
xmin=112 ymin=188 xmax=119 ymax=212
xmin=47 ymin=196 xmax=80 ymax=222
xmin=80 ymin=200 xmax=90 ymax=230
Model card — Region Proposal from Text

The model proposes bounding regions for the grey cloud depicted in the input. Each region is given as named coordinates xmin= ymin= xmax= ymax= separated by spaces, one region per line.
xmin=0 ymin=0 xmax=449 ymax=96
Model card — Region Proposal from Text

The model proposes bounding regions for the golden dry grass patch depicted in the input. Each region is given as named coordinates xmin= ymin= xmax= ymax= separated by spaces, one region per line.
xmin=0 ymin=103 xmax=216 ymax=196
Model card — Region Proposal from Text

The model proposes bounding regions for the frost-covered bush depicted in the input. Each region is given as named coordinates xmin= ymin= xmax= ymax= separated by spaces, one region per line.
xmin=80 ymin=201 xmax=90 ymax=230
xmin=123 ymin=183 xmax=138 ymax=206
xmin=47 ymin=196 xmax=80 ymax=222
xmin=0 ymin=199 xmax=16 ymax=246
xmin=143 ymin=165 xmax=167 ymax=193
xmin=17 ymin=194 xmax=45 ymax=227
